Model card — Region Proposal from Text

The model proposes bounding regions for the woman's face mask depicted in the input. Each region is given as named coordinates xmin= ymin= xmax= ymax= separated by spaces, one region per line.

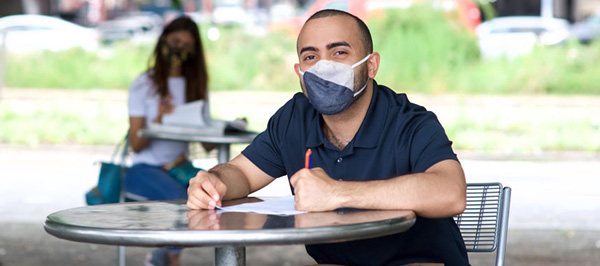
xmin=299 ymin=54 xmax=371 ymax=115
xmin=161 ymin=43 xmax=193 ymax=68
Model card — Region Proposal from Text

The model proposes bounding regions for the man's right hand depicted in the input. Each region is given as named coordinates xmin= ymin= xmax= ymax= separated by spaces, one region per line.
xmin=186 ymin=171 xmax=227 ymax=210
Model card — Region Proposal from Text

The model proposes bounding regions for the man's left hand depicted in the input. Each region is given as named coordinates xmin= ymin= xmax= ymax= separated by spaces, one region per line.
xmin=289 ymin=167 xmax=345 ymax=212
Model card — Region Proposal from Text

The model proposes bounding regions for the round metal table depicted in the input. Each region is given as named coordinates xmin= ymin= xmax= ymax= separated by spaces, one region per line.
xmin=44 ymin=198 xmax=416 ymax=266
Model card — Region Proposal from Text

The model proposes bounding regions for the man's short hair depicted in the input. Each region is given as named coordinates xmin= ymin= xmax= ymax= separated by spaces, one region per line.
xmin=306 ymin=9 xmax=373 ymax=54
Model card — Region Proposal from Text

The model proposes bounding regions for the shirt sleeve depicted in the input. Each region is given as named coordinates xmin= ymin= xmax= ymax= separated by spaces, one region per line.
xmin=128 ymin=73 xmax=153 ymax=117
xmin=407 ymin=112 xmax=458 ymax=173
xmin=242 ymin=97 xmax=300 ymax=178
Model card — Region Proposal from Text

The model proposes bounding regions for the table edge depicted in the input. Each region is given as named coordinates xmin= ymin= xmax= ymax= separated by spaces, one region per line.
xmin=138 ymin=129 xmax=257 ymax=144
xmin=43 ymin=214 xmax=416 ymax=247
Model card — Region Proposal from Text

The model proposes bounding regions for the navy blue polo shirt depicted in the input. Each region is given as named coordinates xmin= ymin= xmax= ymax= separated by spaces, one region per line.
xmin=242 ymin=81 xmax=469 ymax=266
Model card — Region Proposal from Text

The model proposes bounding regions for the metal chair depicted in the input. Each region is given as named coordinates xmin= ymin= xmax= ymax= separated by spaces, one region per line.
xmin=454 ymin=183 xmax=512 ymax=266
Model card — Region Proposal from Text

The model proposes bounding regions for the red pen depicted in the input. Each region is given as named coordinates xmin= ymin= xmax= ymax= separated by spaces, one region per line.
xmin=305 ymin=149 xmax=312 ymax=169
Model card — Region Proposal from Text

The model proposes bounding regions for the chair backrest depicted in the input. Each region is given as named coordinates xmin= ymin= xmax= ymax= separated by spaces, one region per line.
xmin=454 ymin=182 xmax=512 ymax=266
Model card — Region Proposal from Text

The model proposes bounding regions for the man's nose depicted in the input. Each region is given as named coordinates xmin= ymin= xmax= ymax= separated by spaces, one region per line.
xmin=321 ymin=53 xmax=333 ymax=61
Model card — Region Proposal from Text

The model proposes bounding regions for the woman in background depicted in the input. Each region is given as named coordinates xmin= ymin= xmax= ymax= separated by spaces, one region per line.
xmin=125 ymin=16 xmax=209 ymax=266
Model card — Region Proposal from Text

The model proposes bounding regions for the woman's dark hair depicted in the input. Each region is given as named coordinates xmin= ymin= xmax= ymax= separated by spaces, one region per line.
xmin=148 ymin=16 xmax=208 ymax=102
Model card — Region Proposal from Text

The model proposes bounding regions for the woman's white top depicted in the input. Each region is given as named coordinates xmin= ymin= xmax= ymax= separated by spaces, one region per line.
xmin=128 ymin=72 xmax=200 ymax=166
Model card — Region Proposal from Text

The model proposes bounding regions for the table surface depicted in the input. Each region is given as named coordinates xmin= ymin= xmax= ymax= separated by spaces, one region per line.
xmin=44 ymin=198 xmax=416 ymax=248
xmin=138 ymin=128 xmax=257 ymax=144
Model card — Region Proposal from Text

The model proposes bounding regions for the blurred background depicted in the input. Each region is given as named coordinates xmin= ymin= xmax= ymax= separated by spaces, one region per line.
xmin=0 ymin=0 xmax=599 ymax=155
xmin=1 ymin=0 xmax=600 ymax=265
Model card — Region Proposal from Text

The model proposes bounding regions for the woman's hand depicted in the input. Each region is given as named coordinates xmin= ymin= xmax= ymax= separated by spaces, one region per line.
xmin=162 ymin=153 xmax=187 ymax=171
xmin=153 ymin=95 xmax=175 ymax=123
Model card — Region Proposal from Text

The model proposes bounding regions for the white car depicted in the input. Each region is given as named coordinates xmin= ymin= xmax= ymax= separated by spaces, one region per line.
xmin=98 ymin=11 xmax=163 ymax=44
xmin=212 ymin=0 xmax=249 ymax=25
xmin=570 ymin=14 xmax=600 ymax=44
xmin=476 ymin=16 xmax=570 ymax=59
xmin=0 ymin=14 xmax=99 ymax=53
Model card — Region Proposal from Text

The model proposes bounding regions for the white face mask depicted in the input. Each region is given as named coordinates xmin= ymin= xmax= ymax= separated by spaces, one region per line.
xmin=298 ymin=54 xmax=371 ymax=115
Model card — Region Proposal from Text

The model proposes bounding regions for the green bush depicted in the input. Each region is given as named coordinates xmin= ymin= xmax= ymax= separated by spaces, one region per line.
xmin=3 ymin=6 xmax=600 ymax=95
xmin=370 ymin=6 xmax=481 ymax=94
xmin=5 ymin=43 xmax=151 ymax=89
xmin=452 ymin=41 xmax=600 ymax=95
xmin=202 ymin=27 xmax=298 ymax=92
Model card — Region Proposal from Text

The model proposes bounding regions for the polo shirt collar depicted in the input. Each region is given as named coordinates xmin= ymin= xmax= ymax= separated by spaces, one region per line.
xmin=305 ymin=113 xmax=325 ymax=148
xmin=352 ymin=80 xmax=387 ymax=148
xmin=305 ymin=80 xmax=387 ymax=149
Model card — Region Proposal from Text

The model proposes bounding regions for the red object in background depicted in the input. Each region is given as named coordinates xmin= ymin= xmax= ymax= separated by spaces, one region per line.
xmin=270 ymin=0 xmax=367 ymax=35
xmin=301 ymin=0 xmax=368 ymax=22
xmin=270 ymin=0 xmax=481 ymax=35
xmin=456 ymin=0 xmax=481 ymax=32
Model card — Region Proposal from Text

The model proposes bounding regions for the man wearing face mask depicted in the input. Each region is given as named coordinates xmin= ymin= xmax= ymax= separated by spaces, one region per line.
xmin=187 ymin=9 xmax=469 ymax=266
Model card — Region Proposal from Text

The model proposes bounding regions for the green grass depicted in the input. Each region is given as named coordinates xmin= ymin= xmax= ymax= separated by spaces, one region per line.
xmin=446 ymin=112 xmax=600 ymax=154
xmin=2 ymin=90 xmax=598 ymax=156
xmin=0 ymin=100 xmax=127 ymax=145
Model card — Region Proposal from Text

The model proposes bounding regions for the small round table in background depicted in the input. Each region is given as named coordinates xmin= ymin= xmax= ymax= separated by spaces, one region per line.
xmin=139 ymin=128 xmax=257 ymax=164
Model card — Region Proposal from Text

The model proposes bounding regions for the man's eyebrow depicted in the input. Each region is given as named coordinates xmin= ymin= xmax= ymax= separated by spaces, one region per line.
xmin=326 ymin=41 xmax=350 ymax=50
xmin=299 ymin=46 xmax=317 ymax=54
xmin=298 ymin=41 xmax=352 ymax=55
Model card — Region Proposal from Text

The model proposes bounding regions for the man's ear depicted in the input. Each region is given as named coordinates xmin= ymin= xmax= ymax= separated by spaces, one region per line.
xmin=294 ymin=63 xmax=301 ymax=78
xmin=367 ymin=52 xmax=380 ymax=79
xmin=294 ymin=63 xmax=307 ymax=95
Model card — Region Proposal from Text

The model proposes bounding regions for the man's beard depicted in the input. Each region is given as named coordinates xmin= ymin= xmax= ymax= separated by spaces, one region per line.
xmin=352 ymin=64 xmax=369 ymax=101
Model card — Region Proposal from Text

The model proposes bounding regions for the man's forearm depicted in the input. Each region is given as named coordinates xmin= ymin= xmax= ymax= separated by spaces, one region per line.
xmin=339 ymin=160 xmax=466 ymax=218
xmin=208 ymin=163 xmax=252 ymax=200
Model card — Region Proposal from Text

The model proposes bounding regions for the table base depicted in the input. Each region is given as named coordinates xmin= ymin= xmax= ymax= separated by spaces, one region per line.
xmin=215 ymin=246 xmax=245 ymax=266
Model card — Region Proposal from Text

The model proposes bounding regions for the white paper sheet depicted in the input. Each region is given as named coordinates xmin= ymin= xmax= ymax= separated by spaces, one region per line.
xmin=157 ymin=100 xmax=249 ymax=135
xmin=162 ymin=100 xmax=206 ymax=127
xmin=217 ymin=196 xmax=306 ymax=216
xmin=147 ymin=122 xmax=225 ymax=136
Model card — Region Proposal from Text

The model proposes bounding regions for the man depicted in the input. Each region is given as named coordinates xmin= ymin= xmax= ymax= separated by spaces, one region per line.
xmin=187 ymin=9 xmax=469 ymax=266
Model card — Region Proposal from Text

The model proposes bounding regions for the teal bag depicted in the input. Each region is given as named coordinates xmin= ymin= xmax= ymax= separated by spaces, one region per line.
xmin=85 ymin=136 xmax=129 ymax=205
xmin=85 ymin=162 xmax=123 ymax=205
xmin=168 ymin=160 xmax=203 ymax=187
